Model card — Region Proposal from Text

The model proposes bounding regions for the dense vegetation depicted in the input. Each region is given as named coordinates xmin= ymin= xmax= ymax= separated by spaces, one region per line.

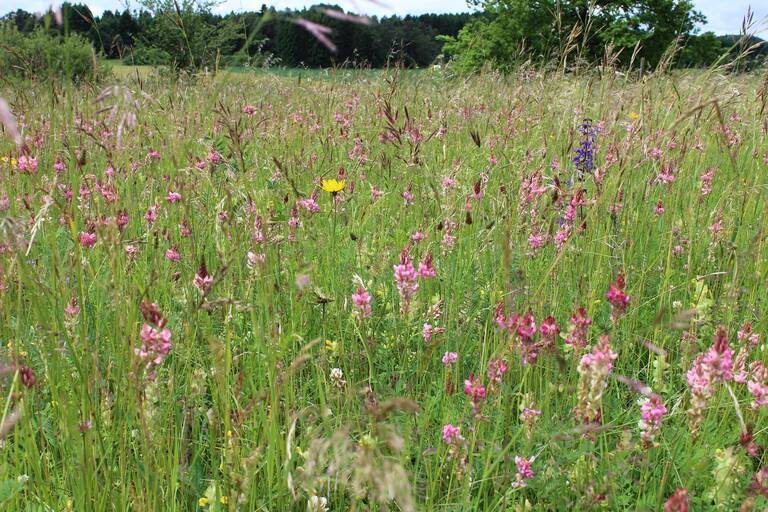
xmin=1 ymin=3 xmax=478 ymax=69
xmin=0 ymin=63 xmax=767 ymax=510
xmin=0 ymin=1 xmax=766 ymax=73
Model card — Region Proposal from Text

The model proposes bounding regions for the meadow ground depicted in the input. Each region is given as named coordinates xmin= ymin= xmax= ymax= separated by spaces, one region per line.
xmin=0 ymin=67 xmax=767 ymax=511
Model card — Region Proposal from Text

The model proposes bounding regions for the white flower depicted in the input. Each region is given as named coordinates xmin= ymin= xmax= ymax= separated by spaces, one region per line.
xmin=307 ymin=495 xmax=328 ymax=511
xmin=330 ymin=368 xmax=346 ymax=388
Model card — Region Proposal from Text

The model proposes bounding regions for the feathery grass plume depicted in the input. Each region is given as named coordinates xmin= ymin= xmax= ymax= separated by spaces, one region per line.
xmin=0 ymin=99 xmax=22 ymax=148
xmin=294 ymin=19 xmax=337 ymax=53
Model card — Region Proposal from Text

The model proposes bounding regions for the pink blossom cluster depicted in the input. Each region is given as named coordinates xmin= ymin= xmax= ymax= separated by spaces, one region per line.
xmin=494 ymin=306 xmax=561 ymax=365
xmin=393 ymin=249 xmax=437 ymax=316
xmin=575 ymin=335 xmax=618 ymax=424
xmin=351 ymin=287 xmax=372 ymax=319
xmin=511 ymin=456 xmax=535 ymax=488
xmin=686 ymin=327 xmax=733 ymax=433
xmin=638 ymin=394 xmax=667 ymax=447
xmin=564 ymin=307 xmax=592 ymax=351
xmin=606 ymin=272 xmax=630 ymax=321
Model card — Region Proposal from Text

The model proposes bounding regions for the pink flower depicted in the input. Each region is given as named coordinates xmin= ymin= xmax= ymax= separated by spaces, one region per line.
xmin=242 ymin=105 xmax=257 ymax=115
xmin=664 ymin=489 xmax=688 ymax=512
xmin=64 ymin=297 xmax=80 ymax=316
xmin=207 ymin=150 xmax=223 ymax=164
xmin=423 ymin=323 xmax=434 ymax=342
xmin=410 ymin=230 xmax=426 ymax=242
xmin=193 ymin=262 xmax=213 ymax=294
xmin=565 ymin=307 xmax=591 ymax=350
xmin=393 ymin=251 xmax=419 ymax=316
xmin=654 ymin=200 xmax=665 ymax=215
xmin=747 ymin=362 xmax=768 ymax=410
xmin=148 ymin=150 xmax=161 ymax=160
xmin=442 ymin=424 xmax=463 ymax=444
xmin=417 ymin=253 xmax=437 ymax=278
xmin=298 ymin=193 xmax=320 ymax=213
xmin=539 ymin=315 xmax=560 ymax=350
xmin=351 ymin=287 xmax=372 ymax=319
xmin=165 ymin=247 xmax=181 ymax=262
xmin=528 ymin=231 xmax=547 ymax=250
xmin=487 ymin=359 xmax=508 ymax=385
xmin=136 ymin=323 xmax=172 ymax=375
xmin=606 ymin=272 xmax=630 ymax=321
xmin=700 ymin=168 xmax=715 ymax=196
xmin=80 ymin=231 xmax=97 ymax=248
xmin=145 ymin=204 xmax=158 ymax=224
xmin=463 ymin=374 xmax=486 ymax=403
xmin=17 ymin=155 xmax=38 ymax=173
xmin=442 ymin=351 xmax=458 ymax=366
xmin=402 ymin=185 xmax=414 ymax=206
xmin=167 ymin=191 xmax=182 ymax=203
xmin=639 ymin=394 xmax=667 ymax=447
xmin=575 ymin=335 xmax=617 ymax=423
xmin=686 ymin=327 xmax=734 ymax=432
xmin=512 ymin=456 xmax=535 ymax=488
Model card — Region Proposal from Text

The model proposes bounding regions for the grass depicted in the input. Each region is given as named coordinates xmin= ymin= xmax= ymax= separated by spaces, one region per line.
xmin=0 ymin=67 xmax=766 ymax=510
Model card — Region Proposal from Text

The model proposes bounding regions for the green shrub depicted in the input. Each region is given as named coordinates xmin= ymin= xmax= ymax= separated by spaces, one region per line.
xmin=125 ymin=45 xmax=172 ymax=66
xmin=0 ymin=25 xmax=103 ymax=81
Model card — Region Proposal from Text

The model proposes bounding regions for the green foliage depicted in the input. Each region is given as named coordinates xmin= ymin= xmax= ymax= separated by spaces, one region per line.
xmin=0 ymin=25 xmax=100 ymax=81
xmin=125 ymin=44 xmax=172 ymax=65
xmin=444 ymin=0 xmax=711 ymax=71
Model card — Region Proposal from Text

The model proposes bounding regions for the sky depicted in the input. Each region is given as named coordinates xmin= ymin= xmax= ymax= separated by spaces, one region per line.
xmin=1 ymin=0 xmax=766 ymax=35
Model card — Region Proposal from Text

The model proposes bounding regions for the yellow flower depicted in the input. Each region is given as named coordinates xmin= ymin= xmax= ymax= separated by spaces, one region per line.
xmin=219 ymin=496 xmax=228 ymax=505
xmin=320 ymin=179 xmax=345 ymax=193
xmin=198 ymin=497 xmax=209 ymax=507
xmin=629 ymin=111 xmax=640 ymax=121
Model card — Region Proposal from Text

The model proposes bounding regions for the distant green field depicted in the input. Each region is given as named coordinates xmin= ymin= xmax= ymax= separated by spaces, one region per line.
xmin=109 ymin=61 xmax=427 ymax=81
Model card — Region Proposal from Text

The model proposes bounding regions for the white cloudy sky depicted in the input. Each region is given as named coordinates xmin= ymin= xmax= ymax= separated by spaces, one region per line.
xmin=2 ymin=0 xmax=766 ymax=35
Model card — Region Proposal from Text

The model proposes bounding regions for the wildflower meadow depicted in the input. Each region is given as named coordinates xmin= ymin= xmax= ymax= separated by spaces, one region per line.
xmin=0 ymin=65 xmax=767 ymax=510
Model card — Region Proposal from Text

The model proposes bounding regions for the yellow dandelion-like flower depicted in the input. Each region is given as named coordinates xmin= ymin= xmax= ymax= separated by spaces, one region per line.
xmin=629 ymin=111 xmax=640 ymax=121
xmin=320 ymin=179 xmax=345 ymax=193
xmin=219 ymin=496 xmax=228 ymax=505
xmin=198 ymin=497 xmax=209 ymax=507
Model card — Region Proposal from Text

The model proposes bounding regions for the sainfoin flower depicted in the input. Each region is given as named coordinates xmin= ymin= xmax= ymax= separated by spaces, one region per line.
xmin=351 ymin=287 xmax=372 ymax=318
xmin=686 ymin=326 xmax=733 ymax=434
xmin=417 ymin=253 xmax=437 ymax=278
xmin=486 ymin=358 xmax=508 ymax=385
xmin=193 ymin=261 xmax=213 ymax=295
xmin=663 ymin=488 xmax=688 ymax=512
xmin=393 ymin=250 xmax=419 ymax=316
xmin=575 ymin=335 xmax=618 ymax=424
xmin=80 ymin=231 xmax=97 ymax=248
xmin=136 ymin=324 xmax=172 ymax=378
xmin=463 ymin=374 xmax=486 ymax=403
xmin=442 ymin=424 xmax=463 ymax=444
xmin=442 ymin=352 xmax=458 ymax=366
xmin=165 ymin=247 xmax=181 ymax=262
xmin=606 ymin=272 xmax=629 ymax=321
xmin=512 ymin=456 xmax=535 ymax=488
xmin=638 ymin=393 xmax=667 ymax=447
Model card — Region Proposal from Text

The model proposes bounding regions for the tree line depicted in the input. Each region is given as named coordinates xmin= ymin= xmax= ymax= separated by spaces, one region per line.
xmin=1 ymin=1 xmax=765 ymax=73
xmin=1 ymin=3 xmax=479 ymax=68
